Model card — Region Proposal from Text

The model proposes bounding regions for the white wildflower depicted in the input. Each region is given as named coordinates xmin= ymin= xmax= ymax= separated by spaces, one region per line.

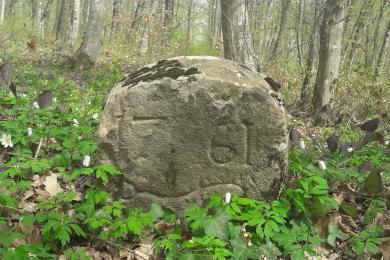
xmin=224 ymin=192 xmax=232 ymax=204
xmin=347 ymin=147 xmax=354 ymax=153
xmin=83 ymin=155 xmax=91 ymax=167
xmin=27 ymin=127 xmax=33 ymax=137
xmin=318 ymin=160 xmax=327 ymax=170
xmin=72 ymin=119 xmax=79 ymax=126
xmin=385 ymin=140 xmax=389 ymax=146
xmin=299 ymin=139 xmax=306 ymax=150
xmin=92 ymin=113 xmax=98 ymax=120
xmin=0 ymin=133 xmax=13 ymax=148
xmin=32 ymin=102 xmax=40 ymax=109
xmin=247 ymin=240 xmax=252 ymax=246
xmin=75 ymin=107 xmax=79 ymax=111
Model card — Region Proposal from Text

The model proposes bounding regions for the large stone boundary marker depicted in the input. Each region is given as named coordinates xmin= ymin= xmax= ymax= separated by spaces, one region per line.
xmin=98 ymin=56 xmax=288 ymax=212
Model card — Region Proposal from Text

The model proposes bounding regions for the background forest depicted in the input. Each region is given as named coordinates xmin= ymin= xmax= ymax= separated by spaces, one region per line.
xmin=0 ymin=0 xmax=389 ymax=259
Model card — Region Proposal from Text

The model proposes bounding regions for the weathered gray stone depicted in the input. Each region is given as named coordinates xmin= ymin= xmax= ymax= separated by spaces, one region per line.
xmin=98 ymin=56 xmax=288 ymax=213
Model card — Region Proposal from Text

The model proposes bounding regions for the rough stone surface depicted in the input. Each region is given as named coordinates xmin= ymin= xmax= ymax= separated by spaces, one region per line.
xmin=98 ymin=56 xmax=288 ymax=213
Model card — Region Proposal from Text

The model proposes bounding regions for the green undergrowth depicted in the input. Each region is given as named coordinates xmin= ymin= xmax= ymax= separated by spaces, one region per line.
xmin=0 ymin=53 xmax=389 ymax=259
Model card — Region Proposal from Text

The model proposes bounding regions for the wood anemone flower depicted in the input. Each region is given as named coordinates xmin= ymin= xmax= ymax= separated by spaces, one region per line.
xmin=0 ymin=133 xmax=13 ymax=148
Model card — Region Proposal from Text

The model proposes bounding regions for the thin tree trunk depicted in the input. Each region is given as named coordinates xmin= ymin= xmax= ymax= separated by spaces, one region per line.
xmin=74 ymin=0 xmax=103 ymax=67
xmin=343 ymin=0 xmax=369 ymax=69
xmin=56 ymin=0 xmax=72 ymax=42
xmin=139 ymin=0 xmax=158 ymax=54
xmin=376 ymin=19 xmax=390 ymax=78
xmin=207 ymin=0 xmax=216 ymax=43
xmin=221 ymin=0 xmax=256 ymax=70
xmin=31 ymin=0 xmax=38 ymax=26
xmin=111 ymin=0 xmax=122 ymax=33
xmin=211 ymin=0 xmax=219 ymax=48
xmin=187 ymin=0 xmax=193 ymax=43
xmin=371 ymin=0 xmax=389 ymax=71
xmin=38 ymin=0 xmax=44 ymax=42
xmin=259 ymin=0 xmax=272 ymax=64
xmin=53 ymin=0 xmax=62 ymax=34
xmin=82 ymin=0 xmax=90 ymax=34
xmin=301 ymin=0 xmax=322 ymax=104
xmin=312 ymin=0 xmax=346 ymax=125
xmin=7 ymin=0 xmax=15 ymax=17
xmin=40 ymin=0 xmax=54 ymax=43
xmin=272 ymin=0 xmax=292 ymax=60
xmin=296 ymin=0 xmax=304 ymax=68
xmin=70 ymin=0 xmax=81 ymax=48
xmin=342 ymin=0 xmax=353 ymax=37
xmin=131 ymin=0 xmax=145 ymax=31
xmin=164 ymin=0 xmax=175 ymax=27
xmin=364 ymin=25 xmax=371 ymax=68
xmin=0 ymin=0 xmax=5 ymax=28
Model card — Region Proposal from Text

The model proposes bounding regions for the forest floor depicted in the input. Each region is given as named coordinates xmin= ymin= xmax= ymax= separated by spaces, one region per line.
xmin=0 ymin=45 xmax=389 ymax=259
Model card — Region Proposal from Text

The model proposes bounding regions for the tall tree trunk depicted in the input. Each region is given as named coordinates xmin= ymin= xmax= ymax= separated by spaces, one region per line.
xmin=111 ymin=0 xmax=122 ymax=33
xmin=0 ymin=0 xmax=5 ymax=28
xmin=259 ymin=0 xmax=272 ymax=64
xmin=74 ymin=0 xmax=103 ymax=67
xmin=296 ymin=0 xmax=304 ymax=68
xmin=139 ymin=0 xmax=158 ymax=54
xmin=131 ymin=0 xmax=146 ymax=31
xmin=376 ymin=19 xmax=390 ymax=79
xmin=38 ymin=0 xmax=44 ymax=42
xmin=40 ymin=0 xmax=54 ymax=43
xmin=371 ymin=0 xmax=389 ymax=71
xmin=56 ymin=0 xmax=72 ymax=42
xmin=272 ymin=0 xmax=292 ymax=60
xmin=53 ymin=0 xmax=62 ymax=34
xmin=312 ymin=0 xmax=346 ymax=125
xmin=164 ymin=0 xmax=174 ymax=27
xmin=364 ymin=24 xmax=372 ymax=68
xmin=208 ymin=0 xmax=215 ymax=43
xmin=187 ymin=0 xmax=193 ymax=43
xmin=31 ymin=0 xmax=39 ymax=26
xmin=221 ymin=0 xmax=256 ymax=70
xmin=211 ymin=0 xmax=219 ymax=48
xmin=70 ymin=0 xmax=81 ymax=48
xmin=343 ymin=0 xmax=369 ymax=69
xmin=301 ymin=0 xmax=322 ymax=104
xmin=81 ymin=0 xmax=90 ymax=34
xmin=6 ymin=0 xmax=15 ymax=17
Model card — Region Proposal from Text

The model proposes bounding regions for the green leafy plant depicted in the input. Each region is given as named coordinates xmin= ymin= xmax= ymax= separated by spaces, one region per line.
xmin=350 ymin=224 xmax=384 ymax=255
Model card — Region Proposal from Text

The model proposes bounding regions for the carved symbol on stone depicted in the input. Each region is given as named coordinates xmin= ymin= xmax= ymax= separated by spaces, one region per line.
xmin=210 ymin=145 xmax=236 ymax=164
xmin=209 ymin=123 xmax=252 ymax=165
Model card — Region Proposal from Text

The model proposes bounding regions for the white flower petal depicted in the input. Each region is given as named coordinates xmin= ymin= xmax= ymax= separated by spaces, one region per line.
xmin=83 ymin=155 xmax=91 ymax=167
xmin=92 ymin=113 xmax=98 ymax=120
xmin=318 ymin=160 xmax=327 ymax=170
xmin=0 ymin=133 xmax=13 ymax=148
xmin=32 ymin=102 xmax=40 ymax=109
xmin=27 ymin=127 xmax=33 ymax=137
xmin=72 ymin=119 xmax=79 ymax=126
xmin=299 ymin=139 xmax=306 ymax=150
xmin=224 ymin=192 xmax=231 ymax=204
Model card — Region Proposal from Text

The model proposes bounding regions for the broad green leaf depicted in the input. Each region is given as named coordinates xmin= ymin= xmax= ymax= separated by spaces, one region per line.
xmin=203 ymin=210 xmax=229 ymax=241
xmin=230 ymin=238 xmax=257 ymax=260
xmin=364 ymin=172 xmax=383 ymax=196
xmin=339 ymin=202 xmax=358 ymax=218
xmin=21 ymin=214 xmax=35 ymax=226
xmin=150 ymin=203 xmax=164 ymax=221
